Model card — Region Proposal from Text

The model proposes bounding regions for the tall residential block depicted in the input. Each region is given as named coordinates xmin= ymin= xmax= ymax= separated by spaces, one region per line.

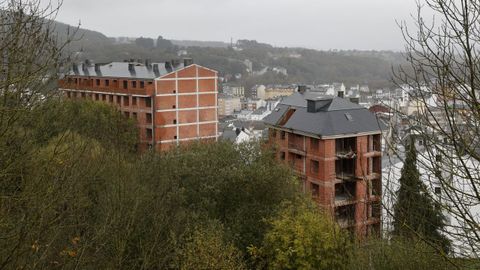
xmin=264 ymin=90 xmax=383 ymax=237
xmin=59 ymin=59 xmax=218 ymax=151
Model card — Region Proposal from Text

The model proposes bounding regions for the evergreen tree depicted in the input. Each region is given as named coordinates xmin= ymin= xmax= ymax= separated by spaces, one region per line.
xmin=392 ymin=138 xmax=451 ymax=253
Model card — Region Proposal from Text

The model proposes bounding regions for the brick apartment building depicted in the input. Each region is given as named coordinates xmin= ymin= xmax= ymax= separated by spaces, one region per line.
xmin=59 ymin=59 xmax=218 ymax=151
xmin=264 ymin=89 xmax=383 ymax=237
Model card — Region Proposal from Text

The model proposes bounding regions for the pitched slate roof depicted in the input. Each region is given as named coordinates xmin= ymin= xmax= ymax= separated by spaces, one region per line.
xmin=264 ymin=92 xmax=383 ymax=138
xmin=68 ymin=61 xmax=186 ymax=79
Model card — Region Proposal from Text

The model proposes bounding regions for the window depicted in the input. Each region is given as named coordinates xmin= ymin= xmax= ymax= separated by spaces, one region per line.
xmin=146 ymin=128 xmax=153 ymax=140
xmin=123 ymin=80 xmax=128 ymax=89
xmin=124 ymin=112 xmax=130 ymax=118
xmin=117 ymin=96 xmax=122 ymax=105
xmin=124 ymin=96 xmax=130 ymax=106
xmin=66 ymin=91 xmax=71 ymax=98
xmin=172 ymin=105 xmax=176 ymax=109
xmin=140 ymin=81 xmax=145 ymax=88
xmin=132 ymin=81 xmax=137 ymax=88
xmin=94 ymin=93 xmax=99 ymax=100
xmin=311 ymin=138 xmax=319 ymax=151
xmin=105 ymin=79 xmax=110 ymax=86
xmin=132 ymin=97 xmax=137 ymax=106
xmin=148 ymin=81 xmax=153 ymax=85
xmin=81 ymin=92 xmax=86 ymax=98
xmin=280 ymin=151 xmax=286 ymax=160
xmin=145 ymin=98 xmax=152 ymax=108
xmin=173 ymin=90 xmax=176 ymax=93
xmin=102 ymin=94 xmax=106 ymax=101
xmin=345 ymin=113 xmax=353 ymax=121
xmin=270 ymin=129 xmax=277 ymax=138
xmin=109 ymin=95 xmax=113 ymax=102
xmin=146 ymin=113 xmax=152 ymax=124
xmin=174 ymin=135 xmax=178 ymax=139
xmin=173 ymin=119 xmax=177 ymax=124
xmin=96 ymin=79 xmax=100 ymax=86
xmin=311 ymin=160 xmax=319 ymax=174
xmin=311 ymin=182 xmax=319 ymax=198
xmin=281 ymin=131 xmax=286 ymax=140
xmin=74 ymin=78 xmax=78 ymax=84
xmin=132 ymin=112 xmax=137 ymax=119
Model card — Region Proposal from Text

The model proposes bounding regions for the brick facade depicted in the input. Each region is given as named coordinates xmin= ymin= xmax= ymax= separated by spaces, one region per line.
xmin=269 ymin=128 xmax=382 ymax=237
xmin=59 ymin=63 xmax=218 ymax=151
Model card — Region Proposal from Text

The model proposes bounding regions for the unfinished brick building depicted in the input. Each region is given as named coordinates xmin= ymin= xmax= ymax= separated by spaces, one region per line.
xmin=59 ymin=59 xmax=218 ymax=151
xmin=264 ymin=90 xmax=383 ymax=237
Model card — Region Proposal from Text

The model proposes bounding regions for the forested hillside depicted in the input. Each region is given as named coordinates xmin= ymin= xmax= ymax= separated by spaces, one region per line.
xmin=54 ymin=21 xmax=406 ymax=91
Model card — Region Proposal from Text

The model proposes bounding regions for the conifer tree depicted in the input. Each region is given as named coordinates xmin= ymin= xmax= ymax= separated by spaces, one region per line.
xmin=392 ymin=138 xmax=451 ymax=253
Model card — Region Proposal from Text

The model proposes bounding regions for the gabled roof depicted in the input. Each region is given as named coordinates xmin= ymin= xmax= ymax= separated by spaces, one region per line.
xmin=67 ymin=61 xmax=186 ymax=79
xmin=264 ymin=92 xmax=383 ymax=138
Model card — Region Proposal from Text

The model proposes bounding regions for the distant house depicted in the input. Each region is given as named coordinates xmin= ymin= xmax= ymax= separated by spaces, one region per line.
xmin=220 ymin=120 xmax=266 ymax=144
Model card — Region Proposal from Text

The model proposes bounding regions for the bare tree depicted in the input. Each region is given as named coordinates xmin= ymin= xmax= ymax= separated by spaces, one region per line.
xmin=386 ymin=0 xmax=480 ymax=260
xmin=0 ymin=1 xmax=78 ymax=268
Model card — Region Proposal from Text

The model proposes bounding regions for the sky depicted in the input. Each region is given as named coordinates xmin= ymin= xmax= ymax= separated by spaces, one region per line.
xmin=46 ymin=0 xmax=429 ymax=51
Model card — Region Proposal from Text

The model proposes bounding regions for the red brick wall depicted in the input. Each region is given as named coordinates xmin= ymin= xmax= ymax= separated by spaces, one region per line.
xmin=155 ymin=65 xmax=218 ymax=146
xmin=268 ymin=127 xmax=381 ymax=238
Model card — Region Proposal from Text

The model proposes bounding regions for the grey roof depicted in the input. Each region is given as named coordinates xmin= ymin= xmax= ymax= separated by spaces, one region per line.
xmin=264 ymin=92 xmax=383 ymax=138
xmin=252 ymin=106 xmax=268 ymax=115
xmin=68 ymin=62 xmax=186 ymax=79
xmin=221 ymin=129 xmax=238 ymax=142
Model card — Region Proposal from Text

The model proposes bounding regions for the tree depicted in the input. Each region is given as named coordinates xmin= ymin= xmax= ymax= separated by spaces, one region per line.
xmin=250 ymin=201 xmax=351 ymax=270
xmin=135 ymin=37 xmax=154 ymax=49
xmin=156 ymin=35 xmax=174 ymax=50
xmin=392 ymin=139 xmax=450 ymax=253
xmin=350 ymin=237 xmax=451 ymax=270
xmin=388 ymin=0 xmax=480 ymax=258
xmin=175 ymin=222 xmax=246 ymax=270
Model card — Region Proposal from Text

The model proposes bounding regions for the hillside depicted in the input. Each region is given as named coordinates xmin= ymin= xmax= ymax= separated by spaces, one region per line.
xmin=52 ymin=21 xmax=407 ymax=93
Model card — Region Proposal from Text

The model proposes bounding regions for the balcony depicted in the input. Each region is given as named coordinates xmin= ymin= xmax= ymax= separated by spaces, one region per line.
xmin=288 ymin=133 xmax=305 ymax=153
xmin=288 ymin=153 xmax=305 ymax=174
xmin=369 ymin=179 xmax=382 ymax=198
xmin=335 ymin=182 xmax=356 ymax=205
xmin=335 ymin=159 xmax=356 ymax=181
xmin=367 ymin=134 xmax=382 ymax=153
xmin=59 ymin=79 xmax=154 ymax=96
xmin=336 ymin=137 xmax=356 ymax=159
xmin=335 ymin=205 xmax=356 ymax=228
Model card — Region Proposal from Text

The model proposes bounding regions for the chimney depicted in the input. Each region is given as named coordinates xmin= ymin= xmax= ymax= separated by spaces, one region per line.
xmin=165 ymin=61 xmax=173 ymax=73
xmin=153 ymin=64 xmax=160 ymax=76
xmin=171 ymin=59 xmax=181 ymax=68
xmin=145 ymin=59 xmax=151 ymax=67
xmin=298 ymin=85 xmax=307 ymax=94
xmin=128 ymin=63 xmax=135 ymax=73
xmin=85 ymin=59 xmax=91 ymax=66
xmin=72 ymin=63 xmax=79 ymax=74
xmin=306 ymin=97 xmax=333 ymax=113
xmin=337 ymin=90 xmax=344 ymax=98
xmin=129 ymin=58 xmax=135 ymax=63
xmin=349 ymin=97 xmax=360 ymax=104
xmin=183 ymin=58 xmax=193 ymax=66
xmin=94 ymin=63 xmax=101 ymax=73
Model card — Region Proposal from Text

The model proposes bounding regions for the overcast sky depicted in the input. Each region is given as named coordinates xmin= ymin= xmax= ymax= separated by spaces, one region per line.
xmin=49 ymin=0 xmax=426 ymax=51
